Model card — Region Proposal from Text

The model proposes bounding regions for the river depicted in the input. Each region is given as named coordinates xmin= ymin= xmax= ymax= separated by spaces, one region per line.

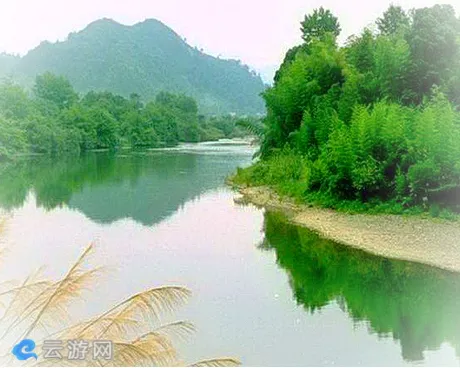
xmin=0 ymin=140 xmax=460 ymax=366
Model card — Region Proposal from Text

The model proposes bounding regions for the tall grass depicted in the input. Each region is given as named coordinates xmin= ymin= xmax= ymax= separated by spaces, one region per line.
xmin=0 ymin=222 xmax=239 ymax=367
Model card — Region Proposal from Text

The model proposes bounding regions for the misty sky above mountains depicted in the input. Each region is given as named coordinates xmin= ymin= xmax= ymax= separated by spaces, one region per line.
xmin=1 ymin=0 xmax=459 ymax=82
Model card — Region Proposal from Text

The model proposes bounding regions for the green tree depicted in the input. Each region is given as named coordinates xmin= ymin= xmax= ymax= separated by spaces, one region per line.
xmin=300 ymin=7 xmax=341 ymax=45
xmin=60 ymin=105 xmax=98 ymax=151
xmin=345 ymin=29 xmax=375 ymax=74
xmin=376 ymin=5 xmax=410 ymax=35
xmin=33 ymin=72 xmax=78 ymax=109
xmin=373 ymin=35 xmax=410 ymax=100
xmin=0 ymin=117 xmax=28 ymax=158
xmin=273 ymin=45 xmax=303 ymax=83
xmin=262 ymin=35 xmax=346 ymax=154
xmin=126 ymin=110 xmax=159 ymax=148
xmin=405 ymin=5 xmax=460 ymax=103
xmin=0 ymin=82 xmax=31 ymax=119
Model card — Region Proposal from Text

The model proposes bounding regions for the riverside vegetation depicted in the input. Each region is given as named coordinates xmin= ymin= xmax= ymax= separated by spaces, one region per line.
xmin=0 ymin=73 xmax=256 ymax=159
xmin=233 ymin=5 xmax=460 ymax=217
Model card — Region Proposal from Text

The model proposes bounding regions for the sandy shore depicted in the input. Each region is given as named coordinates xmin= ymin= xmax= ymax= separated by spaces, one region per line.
xmin=235 ymin=186 xmax=460 ymax=273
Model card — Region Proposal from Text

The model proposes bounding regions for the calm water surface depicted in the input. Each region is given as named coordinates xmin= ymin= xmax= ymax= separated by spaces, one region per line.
xmin=1 ymin=141 xmax=460 ymax=366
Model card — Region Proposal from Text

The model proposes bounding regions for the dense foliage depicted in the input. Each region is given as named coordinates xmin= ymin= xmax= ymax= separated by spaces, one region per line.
xmin=0 ymin=73 xmax=252 ymax=158
xmin=2 ymin=19 xmax=266 ymax=115
xmin=236 ymin=5 xmax=460 ymax=213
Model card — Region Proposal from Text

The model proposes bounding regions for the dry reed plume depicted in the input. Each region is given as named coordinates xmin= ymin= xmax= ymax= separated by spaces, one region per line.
xmin=0 ymin=219 xmax=240 ymax=367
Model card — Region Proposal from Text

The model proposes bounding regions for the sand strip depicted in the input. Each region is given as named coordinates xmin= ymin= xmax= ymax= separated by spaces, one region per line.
xmin=235 ymin=186 xmax=460 ymax=273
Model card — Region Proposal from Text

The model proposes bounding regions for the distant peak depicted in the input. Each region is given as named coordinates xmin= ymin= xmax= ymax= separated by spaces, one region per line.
xmin=84 ymin=18 xmax=125 ymax=30
xmin=92 ymin=18 xmax=120 ymax=25
xmin=133 ymin=18 xmax=172 ymax=31
xmin=136 ymin=18 xmax=164 ymax=26
xmin=131 ymin=18 xmax=182 ymax=39
xmin=82 ymin=17 xmax=173 ymax=35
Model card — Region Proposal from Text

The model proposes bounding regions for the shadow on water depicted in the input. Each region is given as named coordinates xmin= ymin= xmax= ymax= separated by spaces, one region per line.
xmin=0 ymin=148 xmax=252 ymax=225
xmin=261 ymin=211 xmax=460 ymax=362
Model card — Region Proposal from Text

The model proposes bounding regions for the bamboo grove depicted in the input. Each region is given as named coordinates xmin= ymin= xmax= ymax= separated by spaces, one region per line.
xmin=235 ymin=5 xmax=460 ymax=215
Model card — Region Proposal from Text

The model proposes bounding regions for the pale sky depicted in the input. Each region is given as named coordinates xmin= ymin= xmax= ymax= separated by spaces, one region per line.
xmin=1 ymin=0 xmax=459 ymax=79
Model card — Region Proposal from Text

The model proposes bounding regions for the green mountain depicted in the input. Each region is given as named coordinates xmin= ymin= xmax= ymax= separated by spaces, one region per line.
xmin=8 ymin=18 xmax=266 ymax=114
xmin=0 ymin=53 xmax=20 ymax=78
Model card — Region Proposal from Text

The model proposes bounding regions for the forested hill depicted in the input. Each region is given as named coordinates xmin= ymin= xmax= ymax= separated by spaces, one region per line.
xmin=6 ymin=18 xmax=266 ymax=114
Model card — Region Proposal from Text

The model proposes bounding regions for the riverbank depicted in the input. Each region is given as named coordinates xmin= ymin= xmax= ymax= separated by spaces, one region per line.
xmin=234 ymin=185 xmax=460 ymax=273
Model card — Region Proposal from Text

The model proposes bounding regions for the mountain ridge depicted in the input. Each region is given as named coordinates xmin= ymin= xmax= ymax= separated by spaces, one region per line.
xmin=1 ymin=18 xmax=266 ymax=114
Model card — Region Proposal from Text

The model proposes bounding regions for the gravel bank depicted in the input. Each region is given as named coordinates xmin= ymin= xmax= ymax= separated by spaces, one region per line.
xmin=235 ymin=186 xmax=460 ymax=273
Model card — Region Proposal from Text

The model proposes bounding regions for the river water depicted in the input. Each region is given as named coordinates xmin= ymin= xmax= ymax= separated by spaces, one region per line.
xmin=0 ymin=141 xmax=459 ymax=366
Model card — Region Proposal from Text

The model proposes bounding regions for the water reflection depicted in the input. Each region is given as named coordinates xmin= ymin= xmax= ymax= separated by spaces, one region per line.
xmin=2 ymin=144 xmax=460 ymax=365
xmin=262 ymin=211 xmax=460 ymax=362
xmin=0 ymin=145 xmax=253 ymax=225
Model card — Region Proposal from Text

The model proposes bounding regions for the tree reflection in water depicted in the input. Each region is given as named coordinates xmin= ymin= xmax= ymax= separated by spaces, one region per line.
xmin=261 ymin=211 xmax=460 ymax=362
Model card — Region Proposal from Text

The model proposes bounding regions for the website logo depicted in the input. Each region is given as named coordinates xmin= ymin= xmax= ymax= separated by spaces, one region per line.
xmin=12 ymin=339 xmax=38 ymax=361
